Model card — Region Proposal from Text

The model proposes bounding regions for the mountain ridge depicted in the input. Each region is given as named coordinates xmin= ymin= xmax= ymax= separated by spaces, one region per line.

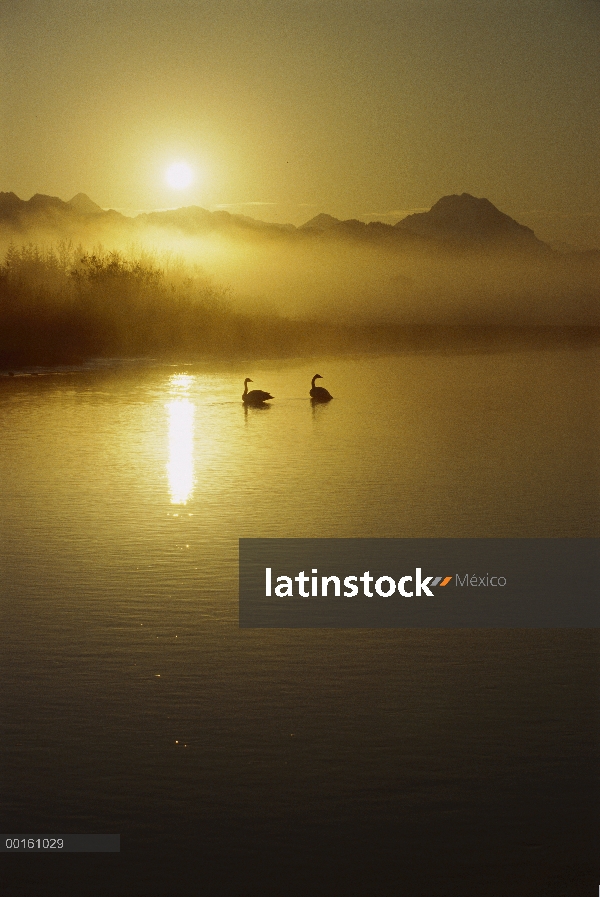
xmin=0 ymin=190 xmax=553 ymax=253
xmin=395 ymin=192 xmax=548 ymax=251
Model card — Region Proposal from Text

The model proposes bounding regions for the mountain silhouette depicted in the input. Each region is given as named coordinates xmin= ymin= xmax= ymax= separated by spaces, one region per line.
xmin=0 ymin=192 xmax=70 ymax=228
xmin=395 ymin=193 xmax=548 ymax=251
xmin=0 ymin=191 xmax=127 ymax=234
xmin=300 ymin=213 xmax=342 ymax=230
xmin=28 ymin=193 xmax=71 ymax=211
xmin=0 ymin=189 xmax=553 ymax=253
xmin=68 ymin=193 xmax=105 ymax=214
xmin=0 ymin=191 xmax=24 ymax=212
xmin=137 ymin=204 xmax=298 ymax=238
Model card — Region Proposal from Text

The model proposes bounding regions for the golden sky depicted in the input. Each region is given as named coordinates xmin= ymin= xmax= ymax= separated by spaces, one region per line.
xmin=1 ymin=0 xmax=599 ymax=238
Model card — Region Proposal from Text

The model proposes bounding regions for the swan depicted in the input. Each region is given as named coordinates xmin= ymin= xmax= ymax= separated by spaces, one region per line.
xmin=309 ymin=374 xmax=333 ymax=402
xmin=242 ymin=378 xmax=273 ymax=405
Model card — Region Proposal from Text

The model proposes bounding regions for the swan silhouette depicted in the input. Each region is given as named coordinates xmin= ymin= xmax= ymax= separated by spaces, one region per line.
xmin=242 ymin=378 xmax=273 ymax=405
xmin=309 ymin=374 xmax=333 ymax=402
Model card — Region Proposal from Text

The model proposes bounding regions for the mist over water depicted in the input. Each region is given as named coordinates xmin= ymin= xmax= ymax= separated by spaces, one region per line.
xmin=1 ymin=196 xmax=599 ymax=371
xmin=191 ymin=231 xmax=600 ymax=326
xmin=1 ymin=238 xmax=598 ymax=374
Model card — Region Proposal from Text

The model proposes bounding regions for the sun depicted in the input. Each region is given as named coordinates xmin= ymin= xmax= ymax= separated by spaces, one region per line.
xmin=165 ymin=161 xmax=195 ymax=190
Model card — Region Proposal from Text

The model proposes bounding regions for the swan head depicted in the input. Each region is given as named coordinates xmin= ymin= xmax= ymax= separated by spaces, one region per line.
xmin=313 ymin=374 xmax=322 ymax=381
xmin=244 ymin=378 xmax=253 ymax=384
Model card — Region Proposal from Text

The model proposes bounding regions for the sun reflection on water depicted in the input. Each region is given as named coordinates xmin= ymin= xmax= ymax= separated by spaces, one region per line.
xmin=166 ymin=375 xmax=195 ymax=504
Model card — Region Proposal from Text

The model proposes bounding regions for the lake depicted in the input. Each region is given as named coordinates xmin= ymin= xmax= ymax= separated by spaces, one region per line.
xmin=1 ymin=348 xmax=598 ymax=896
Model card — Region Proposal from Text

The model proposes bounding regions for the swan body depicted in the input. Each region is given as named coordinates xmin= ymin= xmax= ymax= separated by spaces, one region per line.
xmin=242 ymin=377 xmax=273 ymax=405
xmin=310 ymin=374 xmax=333 ymax=402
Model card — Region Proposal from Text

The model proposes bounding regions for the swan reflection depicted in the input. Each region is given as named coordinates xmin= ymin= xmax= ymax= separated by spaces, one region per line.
xmin=167 ymin=398 xmax=195 ymax=504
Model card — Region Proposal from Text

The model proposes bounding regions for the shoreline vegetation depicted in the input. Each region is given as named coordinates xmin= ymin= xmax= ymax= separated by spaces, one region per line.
xmin=1 ymin=242 xmax=598 ymax=368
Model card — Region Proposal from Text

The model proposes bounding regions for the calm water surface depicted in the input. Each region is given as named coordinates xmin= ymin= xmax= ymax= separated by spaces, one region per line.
xmin=1 ymin=350 xmax=598 ymax=896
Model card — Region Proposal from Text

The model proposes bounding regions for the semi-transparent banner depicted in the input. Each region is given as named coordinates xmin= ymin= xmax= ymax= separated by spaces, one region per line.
xmin=239 ymin=539 xmax=598 ymax=628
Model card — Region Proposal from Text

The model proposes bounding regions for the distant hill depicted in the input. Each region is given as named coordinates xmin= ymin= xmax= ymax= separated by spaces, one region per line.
xmin=68 ymin=193 xmax=105 ymax=214
xmin=27 ymin=193 xmax=70 ymax=211
xmin=0 ymin=191 xmax=19 ymax=219
xmin=0 ymin=191 xmax=126 ymax=233
xmin=0 ymin=192 xmax=69 ymax=230
xmin=136 ymin=205 xmax=213 ymax=231
xmin=300 ymin=213 xmax=341 ymax=230
xmin=395 ymin=193 xmax=548 ymax=251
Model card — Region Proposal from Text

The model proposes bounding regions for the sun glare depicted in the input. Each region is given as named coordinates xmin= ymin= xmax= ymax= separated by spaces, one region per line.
xmin=167 ymin=398 xmax=195 ymax=504
xmin=165 ymin=161 xmax=195 ymax=190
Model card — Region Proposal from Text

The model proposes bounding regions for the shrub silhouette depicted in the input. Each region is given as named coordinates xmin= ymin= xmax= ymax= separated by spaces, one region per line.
xmin=0 ymin=242 xmax=317 ymax=364
xmin=2 ymin=241 xmax=592 ymax=367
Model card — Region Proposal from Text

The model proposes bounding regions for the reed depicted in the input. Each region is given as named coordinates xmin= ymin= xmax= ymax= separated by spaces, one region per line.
xmin=0 ymin=243 xmax=320 ymax=364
